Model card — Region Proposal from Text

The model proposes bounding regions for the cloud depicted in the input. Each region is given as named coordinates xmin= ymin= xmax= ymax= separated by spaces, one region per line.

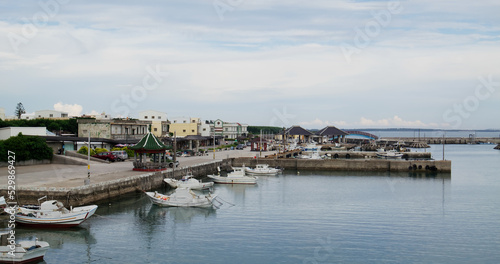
xmin=53 ymin=102 xmax=83 ymax=117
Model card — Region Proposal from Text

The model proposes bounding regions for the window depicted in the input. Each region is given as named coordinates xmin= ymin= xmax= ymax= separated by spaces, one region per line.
xmin=152 ymin=116 xmax=155 ymax=119
xmin=183 ymin=120 xmax=186 ymax=123
xmin=49 ymin=114 xmax=53 ymax=117
xmin=203 ymin=128 xmax=206 ymax=131
xmin=192 ymin=120 xmax=195 ymax=123
xmin=83 ymin=130 xmax=88 ymax=134
xmin=154 ymin=128 xmax=158 ymax=131
xmin=144 ymin=116 xmax=148 ymax=119
xmin=192 ymin=130 xmax=195 ymax=133
xmin=183 ymin=129 xmax=186 ymax=132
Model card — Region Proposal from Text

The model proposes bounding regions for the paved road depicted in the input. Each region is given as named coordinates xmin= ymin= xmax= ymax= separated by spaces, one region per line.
xmin=0 ymin=148 xmax=276 ymax=188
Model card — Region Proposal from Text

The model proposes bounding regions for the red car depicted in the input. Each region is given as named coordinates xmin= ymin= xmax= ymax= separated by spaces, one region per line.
xmin=92 ymin=152 xmax=117 ymax=162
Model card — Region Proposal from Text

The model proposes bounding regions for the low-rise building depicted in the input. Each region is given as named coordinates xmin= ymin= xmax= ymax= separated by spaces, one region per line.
xmin=0 ymin=127 xmax=48 ymax=140
xmin=169 ymin=117 xmax=200 ymax=137
xmin=139 ymin=110 xmax=169 ymax=138
xmin=209 ymin=119 xmax=248 ymax=139
xmin=77 ymin=118 xmax=150 ymax=141
xmin=31 ymin=110 xmax=69 ymax=119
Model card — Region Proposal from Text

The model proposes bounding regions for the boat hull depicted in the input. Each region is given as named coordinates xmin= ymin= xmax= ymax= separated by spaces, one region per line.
xmin=15 ymin=205 xmax=98 ymax=228
xmin=0 ymin=241 xmax=49 ymax=263
xmin=207 ymin=175 xmax=257 ymax=184
xmin=145 ymin=192 xmax=215 ymax=208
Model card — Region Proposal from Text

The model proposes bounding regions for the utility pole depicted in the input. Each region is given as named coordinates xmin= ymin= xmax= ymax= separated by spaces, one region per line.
xmin=85 ymin=130 xmax=91 ymax=185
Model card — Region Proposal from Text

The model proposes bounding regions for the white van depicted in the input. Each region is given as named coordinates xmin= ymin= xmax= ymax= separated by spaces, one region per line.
xmin=111 ymin=150 xmax=128 ymax=161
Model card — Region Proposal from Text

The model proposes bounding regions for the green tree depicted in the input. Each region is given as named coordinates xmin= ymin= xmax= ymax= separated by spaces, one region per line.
xmin=14 ymin=102 xmax=26 ymax=119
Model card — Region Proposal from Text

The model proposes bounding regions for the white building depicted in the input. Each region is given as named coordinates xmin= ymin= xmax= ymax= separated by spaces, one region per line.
xmin=210 ymin=119 xmax=248 ymax=139
xmin=0 ymin=107 xmax=5 ymax=120
xmin=22 ymin=110 xmax=69 ymax=119
xmin=0 ymin=127 xmax=48 ymax=140
xmin=199 ymin=121 xmax=211 ymax=137
xmin=139 ymin=110 xmax=168 ymax=137
xmin=139 ymin=110 xmax=167 ymax=122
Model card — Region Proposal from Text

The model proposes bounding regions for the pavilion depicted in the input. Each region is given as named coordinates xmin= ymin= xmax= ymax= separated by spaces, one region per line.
xmin=129 ymin=132 xmax=169 ymax=171
xmin=316 ymin=126 xmax=349 ymax=143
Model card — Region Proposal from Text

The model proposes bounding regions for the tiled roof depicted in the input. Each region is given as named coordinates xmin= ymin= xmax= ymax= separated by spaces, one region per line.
xmin=316 ymin=126 xmax=349 ymax=136
xmin=285 ymin=126 xmax=313 ymax=135
xmin=129 ymin=132 xmax=168 ymax=151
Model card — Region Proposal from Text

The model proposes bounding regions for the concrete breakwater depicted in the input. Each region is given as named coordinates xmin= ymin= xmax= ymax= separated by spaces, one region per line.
xmin=1 ymin=160 xmax=229 ymax=207
xmin=232 ymin=157 xmax=451 ymax=173
xmin=381 ymin=137 xmax=500 ymax=144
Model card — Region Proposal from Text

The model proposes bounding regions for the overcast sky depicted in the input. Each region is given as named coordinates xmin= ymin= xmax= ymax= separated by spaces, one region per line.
xmin=1 ymin=0 xmax=499 ymax=129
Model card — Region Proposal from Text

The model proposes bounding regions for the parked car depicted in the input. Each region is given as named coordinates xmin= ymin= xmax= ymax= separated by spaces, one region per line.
xmin=236 ymin=144 xmax=245 ymax=150
xmin=92 ymin=152 xmax=117 ymax=162
xmin=111 ymin=150 xmax=128 ymax=161
xmin=151 ymin=156 xmax=179 ymax=168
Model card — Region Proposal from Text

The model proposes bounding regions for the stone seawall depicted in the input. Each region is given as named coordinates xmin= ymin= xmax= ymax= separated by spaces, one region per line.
xmin=232 ymin=158 xmax=451 ymax=173
xmin=0 ymin=159 xmax=230 ymax=207
xmin=0 ymin=159 xmax=51 ymax=167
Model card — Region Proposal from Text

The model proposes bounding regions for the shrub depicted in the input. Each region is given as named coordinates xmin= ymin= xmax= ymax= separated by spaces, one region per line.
xmin=0 ymin=133 xmax=53 ymax=162
xmin=95 ymin=147 xmax=108 ymax=154
xmin=77 ymin=146 xmax=96 ymax=156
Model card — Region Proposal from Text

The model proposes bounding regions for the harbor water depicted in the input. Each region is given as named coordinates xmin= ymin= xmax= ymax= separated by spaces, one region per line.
xmin=10 ymin=145 xmax=500 ymax=263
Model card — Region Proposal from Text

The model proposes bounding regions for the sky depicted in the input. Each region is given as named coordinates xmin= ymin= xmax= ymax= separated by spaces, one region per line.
xmin=0 ymin=0 xmax=499 ymax=130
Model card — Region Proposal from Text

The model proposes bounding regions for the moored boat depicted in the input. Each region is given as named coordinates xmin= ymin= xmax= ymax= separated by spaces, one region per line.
xmin=13 ymin=197 xmax=98 ymax=228
xmin=0 ymin=233 xmax=50 ymax=263
xmin=145 ymin=188 xmax=216 ymax=208
xmin=208 ymin=167 xmax=257 ymax=184
xmin=245 ymin=164 xmax=281 ymax=176
xmin=164 ymin=173 xmax=214 ymax=190
xmin=376 ymin=150 xmax=403 ymax=159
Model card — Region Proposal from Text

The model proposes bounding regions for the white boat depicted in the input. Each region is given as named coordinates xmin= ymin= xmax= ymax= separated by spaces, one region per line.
xmin=245 ymin=164 xmax=281 ymax=176
xmin=376 ymin=150 xmax=403 ymax=159
xmin=0 ymin=233 xmax=50 ymax=263
xmin=207 ymin=167 xmax=257 ymax=184
xmin=144 ymin=188 xmax=216 ymax=208
xmin=164 ymin=173 xmax=214 ymax=190
xmin=13 ymin=197 xmax=98 ymax=228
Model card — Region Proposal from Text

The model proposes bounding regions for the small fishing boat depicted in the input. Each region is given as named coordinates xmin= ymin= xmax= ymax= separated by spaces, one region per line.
xmin=144 ymin=188 xmax=216 ymax=208
xmin=208 ymin=167 xmax=257 ymax=184
xmin=245 ymin=164 xmax=281 ymax=176
xmin=164 ymin=173 xmax=214 ymax=190
xmin=14 ymin=197 xmax=98 ymax=227
xmin=376 ymin=150 xmax=403 ymax=159
xmin=0 ymin=233 xmax=50 ymax=263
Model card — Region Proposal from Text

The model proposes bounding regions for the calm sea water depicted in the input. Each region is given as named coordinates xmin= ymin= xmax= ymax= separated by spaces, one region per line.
xmin=11 ymin=145 xmax=500 ymax=263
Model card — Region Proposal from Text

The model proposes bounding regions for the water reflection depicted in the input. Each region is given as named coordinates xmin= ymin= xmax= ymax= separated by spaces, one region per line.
xmin=14 ymin=227 xmax=96 ymax=249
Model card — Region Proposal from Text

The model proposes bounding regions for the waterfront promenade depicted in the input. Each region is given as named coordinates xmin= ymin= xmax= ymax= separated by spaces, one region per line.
xmin=0 ymin=149 xmax=274 ymax=189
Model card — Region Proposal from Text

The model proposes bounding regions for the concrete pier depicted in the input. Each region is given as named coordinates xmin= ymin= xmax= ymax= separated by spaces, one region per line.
xmin=232 ymin=158 xmax=451 ymax=173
